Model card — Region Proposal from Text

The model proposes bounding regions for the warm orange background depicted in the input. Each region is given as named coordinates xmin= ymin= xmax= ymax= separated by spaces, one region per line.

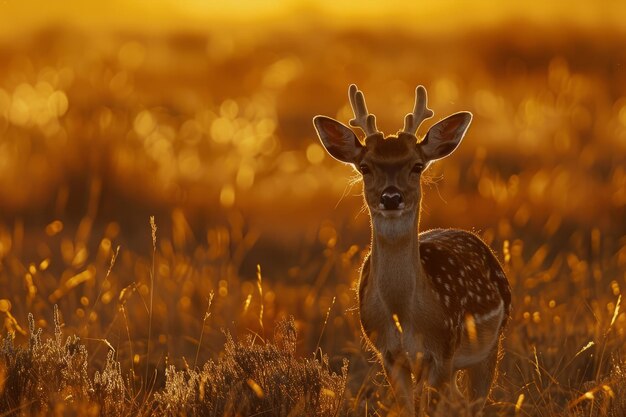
xmin=0 ymin=2 xmax=625 ymax=412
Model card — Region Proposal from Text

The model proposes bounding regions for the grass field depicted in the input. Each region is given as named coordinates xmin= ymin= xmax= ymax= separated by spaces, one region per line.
xmin=1 ymin=2 xmax=626 ymax=416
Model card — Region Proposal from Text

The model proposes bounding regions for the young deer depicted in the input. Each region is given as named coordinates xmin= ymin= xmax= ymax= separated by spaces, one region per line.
xmin=313 ymin=85 xmax=511 ymax=415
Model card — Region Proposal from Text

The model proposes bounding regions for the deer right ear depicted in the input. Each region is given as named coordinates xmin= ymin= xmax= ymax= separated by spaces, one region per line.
xmin=313 ymin=116 xmax=363 ymax=164
xmin=421 ymin=112 xmax=472 ymax=163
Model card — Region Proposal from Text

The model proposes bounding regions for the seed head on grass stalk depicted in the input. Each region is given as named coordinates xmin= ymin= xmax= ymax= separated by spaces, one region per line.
xmin=595 ymin=294 xmax=621 ymax=383
xmin=257 ymin=264 xmax=264 ymax=337
xmin=315 ymin=296 xmax=336 ymax=354
xmin=85 ymin=245 xmax=120 ymax=336
xmin=194 ymin=291 xmax=214 ymax=369
xmin=146 ymin=216 xmax=157 ymax=388
xmin=243 ymin=293 xmax=252 ymax=314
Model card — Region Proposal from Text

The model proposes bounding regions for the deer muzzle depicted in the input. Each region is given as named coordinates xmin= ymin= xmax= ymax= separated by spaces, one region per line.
xmin=380 ymin=186 xmax=404 ymax=210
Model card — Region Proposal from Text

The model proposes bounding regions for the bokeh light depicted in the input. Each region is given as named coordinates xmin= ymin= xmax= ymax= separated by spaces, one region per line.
xmin=0 ymin=1 xmax=625 ymax=415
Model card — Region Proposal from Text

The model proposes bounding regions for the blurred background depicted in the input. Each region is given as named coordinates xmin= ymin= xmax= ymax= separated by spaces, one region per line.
xmin=1 ymin=0 xmax=625 ymax=411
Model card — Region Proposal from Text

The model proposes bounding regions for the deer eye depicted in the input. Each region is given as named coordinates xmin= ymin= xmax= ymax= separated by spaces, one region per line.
xmin=359 ymin=164 xmax=371 ymax=175
xmin=411 ymin=163 xmax=424 ymax=174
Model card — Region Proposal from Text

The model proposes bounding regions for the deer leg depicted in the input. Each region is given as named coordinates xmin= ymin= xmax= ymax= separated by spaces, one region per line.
xmin=466 ymin=338 xmax=501 ymax=408
xmin=383 ymin=350 xmax=415 ymax=417
xmin=424 ymin=356 xmax=455 ymax=411
xmin=408 ymin=353 xmax=428 ymax=416
xmin=448 ymin=370 xmax=463 ymax=398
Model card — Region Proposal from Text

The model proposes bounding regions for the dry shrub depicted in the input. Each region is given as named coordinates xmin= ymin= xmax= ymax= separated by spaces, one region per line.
xmin=0 ymin=305 xmax=131 ymax=415
xmin=1 ymin=312 xmax=348 ymax=417
xmin=0 ymin=305 xmax=99 ymax=415
xmin=154 ymin=315 xmax=349 ymax=417
xmin=569 ymin=358 xmax=626 ymax=417
xmin=606 ymin=359 xmax=626 ymax=417
xmin=92 ymin=350 xmax=127 ymax=417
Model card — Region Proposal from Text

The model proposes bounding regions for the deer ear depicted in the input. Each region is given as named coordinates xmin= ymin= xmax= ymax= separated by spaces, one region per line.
xmin=313 ymin=116 xmax=363 ymax=164
xmin=421 ymin=112 xmax=472 ymax=162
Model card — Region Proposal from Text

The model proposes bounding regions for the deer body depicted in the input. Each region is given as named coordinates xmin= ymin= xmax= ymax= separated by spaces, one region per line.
xmin=313 ymin=85 xmax=511 ymax=415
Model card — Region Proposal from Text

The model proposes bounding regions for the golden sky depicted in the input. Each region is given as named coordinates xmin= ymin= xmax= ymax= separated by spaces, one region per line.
xmin=1 ymin=0 xmax=625 ymax=38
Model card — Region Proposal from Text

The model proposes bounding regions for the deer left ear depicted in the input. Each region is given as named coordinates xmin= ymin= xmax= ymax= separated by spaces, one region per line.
xmin=421 ymin=112 xmax=472 ymax=162
xmin=313 ymin=115 xmax=363 ymax=164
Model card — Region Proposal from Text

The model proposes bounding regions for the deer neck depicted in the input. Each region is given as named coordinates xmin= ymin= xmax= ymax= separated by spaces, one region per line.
xmin=369 ymin=209 xmax=424 ymax=315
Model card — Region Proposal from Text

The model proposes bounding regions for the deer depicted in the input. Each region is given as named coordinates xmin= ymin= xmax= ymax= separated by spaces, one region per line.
xmin=313 ymin=85 xmax=511 ymax=415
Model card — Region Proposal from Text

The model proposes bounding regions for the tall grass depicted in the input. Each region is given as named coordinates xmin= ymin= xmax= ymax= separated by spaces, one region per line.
xmin=0 ymin=215 xmax=624 ymax=416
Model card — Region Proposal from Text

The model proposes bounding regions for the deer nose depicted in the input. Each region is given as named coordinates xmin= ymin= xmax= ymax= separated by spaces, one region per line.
xmin=380 ymin=187 xmax=403 ymax=210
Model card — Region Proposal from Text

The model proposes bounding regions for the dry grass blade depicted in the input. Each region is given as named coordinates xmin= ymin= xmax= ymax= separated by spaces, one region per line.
xmin=84 ymin=245 xmax=120 ymax=334
xmin=257 ymin=264 xmax=265 ymax=337
xmin=146 ymin=216 xmax=158 ymax=389
xmin=392 ymin=313 xmax=403 ymax=335
xmin=574 ymin=341 xmax=594 ymax=359
xmin=315 ymin=296 xmax=336 ymax=353
xmin=515 ymin=393 xmax=525 ymax=414
xmin=194 ymin=291 xmax=215 ymax=369
xmin=609 ymin=295 xmax=621 ymax=328
xmin=595 ymin=294 xmax=622 ymax=383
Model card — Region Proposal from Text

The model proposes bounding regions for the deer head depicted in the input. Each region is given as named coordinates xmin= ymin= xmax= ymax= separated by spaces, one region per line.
xmin=313 ymin=84 xmax=472 ymax=224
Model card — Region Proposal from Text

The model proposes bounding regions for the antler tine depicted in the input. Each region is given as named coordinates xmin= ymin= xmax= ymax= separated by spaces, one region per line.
xmin=348 ymin=84 xmax=379 ymax=137
xmin=402 ymin=85 xmax=434 ymax=135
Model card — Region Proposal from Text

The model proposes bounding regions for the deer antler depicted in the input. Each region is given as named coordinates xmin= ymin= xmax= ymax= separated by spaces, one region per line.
xmin=348 ymin=84 xmax=379 ymax=137
xmin=402 ymin=85 xmax=434 ymax=135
